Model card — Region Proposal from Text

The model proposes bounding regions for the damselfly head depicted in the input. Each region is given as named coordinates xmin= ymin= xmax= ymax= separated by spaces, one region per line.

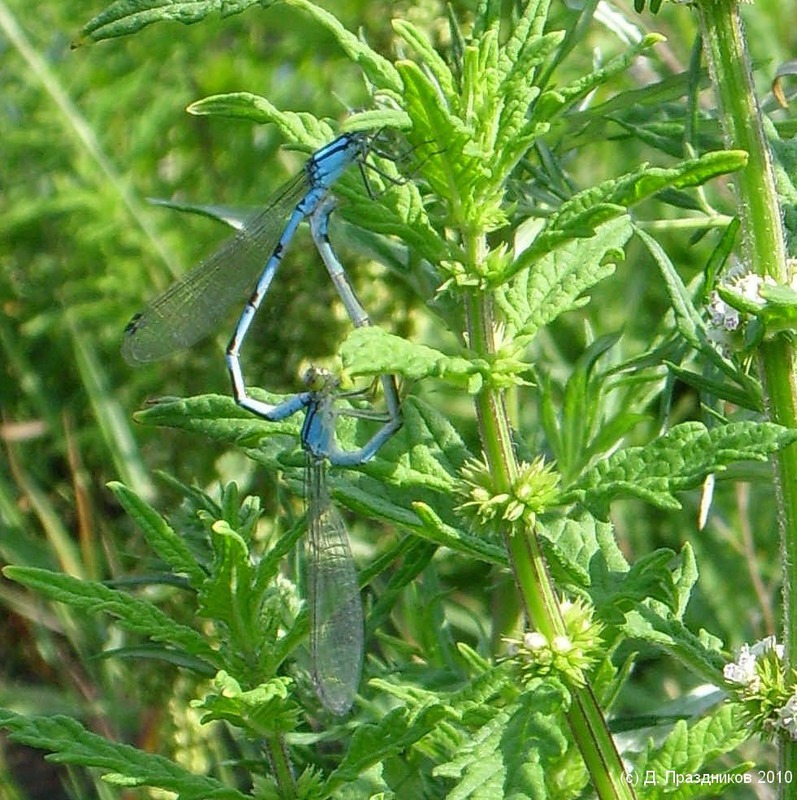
xmin=302 ymin=365 xmax=339 ymax=394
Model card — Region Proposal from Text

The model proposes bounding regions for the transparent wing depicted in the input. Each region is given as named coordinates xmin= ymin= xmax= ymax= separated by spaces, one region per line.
xmin=306 ymin=458 xmax=364 ymax=715
xmin=122 ymin=171 xmax=310 ymax=364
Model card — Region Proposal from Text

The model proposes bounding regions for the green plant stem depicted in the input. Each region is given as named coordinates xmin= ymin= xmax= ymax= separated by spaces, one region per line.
xmin=464 ymin=240 xmax=636 ymax=800
xmin=696 ymin=0 xmax=797 ymax=786
xmin=264 ymin=734 xmax=295 ymax=798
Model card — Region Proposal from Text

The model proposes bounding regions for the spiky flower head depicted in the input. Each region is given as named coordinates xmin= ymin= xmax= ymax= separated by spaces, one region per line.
xmin=458 ymin=455 xmax=560 ymax=534
xmin=724 ymin=637 xmax=797 ymax=740
xmin=505 ymin=597 xmax=604 ymax=688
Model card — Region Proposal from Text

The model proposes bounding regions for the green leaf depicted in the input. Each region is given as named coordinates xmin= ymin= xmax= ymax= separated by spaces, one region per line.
xmin=635 ymin=704 xmax=749 ymax=798
xmin=636 ymin=225 xmax=763 ymax=410
xmin=498 ymin=0 xmax=554 ymax=77
xmin=133 ymin=391 xmax=304 ymax=455
xmin=340 ymin=327 xmax=484 ymax=389
xmin=3 ymin=566 xmax=219 ymax=667
xmin=537 ymin=511 xmax=629 ymax=591
xmin=0 ymin=710 xmax=248 ymax=799
xmin=495 ymin=28 xmax=563 ymax=186
xmin=392 ymin=19 xmax=456 ymax=102
xmin=621 ymin=605 xmax=726 ymax=686
xmin=504 ymin=150 xmax=746 ymax=287
xmin=197 ymin=522 xmax=255 ymax=648
xmin=194 ymin=672 xmax=301 ymax=736
xmin=187 ymin=94 xmax=337 ymax=149
xmin=612 ymin=150 xmax=747 ymax=202
xmin=538 ymin=514 xmax=683 ymax=626
xmin=411 ymin=502 xmax=508 ymax=566
xmin=339 ymin=109 xmax=412 ymax=133
xmin=433 ymin=686 xmax=569 ymax=800
xmin=76 ymin=0 xmax=269 ymax=45
xmin=335 ymin=158 xmax=449 ymax=268
xmin=564 ymin=421 xmax=797 ymax=518
xmin=498 ymin=216 xmax=631 ymax=339
xmin=398 ymin=60 xmax=480 ymax=216
xmin=327 ymin=705 xmax=448 ymax=788
xmin=107 ymin=482 xmax=207 ymax=588
xmin=664 ymin=363 xmax=762 ymax=412
xmin=366 ymin=538 xmax=438 ymax=640
xmin=673 ymin=542 xmax=699 ymax=620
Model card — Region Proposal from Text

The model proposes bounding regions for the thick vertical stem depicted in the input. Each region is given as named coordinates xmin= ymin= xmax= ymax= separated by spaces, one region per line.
xmin=264 ymin=734 xmax=295 ymax=798
xmin=463 ymin=233 xmax=636 ymax=800
xmin=696 ymin=0 xmax=797 ymax=788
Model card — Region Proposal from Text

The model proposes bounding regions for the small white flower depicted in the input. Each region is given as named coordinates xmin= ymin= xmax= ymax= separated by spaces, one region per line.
xmin=723 ymin=646 xmax=758 ymax=688
xmin=523 ymin=631 xmax=548 ymax=650
xmin=749 ymin=635 xmax=784 ymax=660
xmin=777 ymin=694 xmax=797 ymax=740
xmin=735 ymin=273 xmax=774 ymax=306
xmin=708 ymin=291 xmax=740 ymax=331
xmin=724 ymin=637 xmax=784 ymax=690
xmin=724 ymin=644 xmax=758 ymax=687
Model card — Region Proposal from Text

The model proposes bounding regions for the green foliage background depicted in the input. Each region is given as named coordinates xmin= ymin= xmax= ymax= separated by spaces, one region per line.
xmin=1 ymin=0 xmax=796 ymax=798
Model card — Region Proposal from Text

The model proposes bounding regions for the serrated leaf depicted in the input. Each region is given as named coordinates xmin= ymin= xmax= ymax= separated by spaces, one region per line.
xmin=497 ymin=216 xmax=631 ymax=338
xmin=3 ymin=566 xmax=219 ymax=668
xmin=505 ymin=150 xmax=745 ymax=287
xmin=621 ymin=606 xmax=727 ymax=686
xmin=133 ymin=391 xmax=304 ymax=458
xmin=195 ymin=672 xmax=301 ymax=735
xmin=398 ymin=59 xmax=485 ymax=212
xmin=0 ymin=710 xmax=247 ymax=800
xmin=76 ymin=0 xmax=267 ymax=45
xmin=636 ymin=704 xmax=749 ymax=797
xmin=499 ymin=0 xmax=556 ymax=77
xmin=393 ymin=19 xmax=456 ymax=101
xmin=336 ymin=162 xmax=449 ymax=269
xmin=434 ymin=686 xmax=568 ymax=800
xmin=564 ymin=421 xmax=797 ymax=518
xmin=328 ymin=705 xmax=447 ymax=788
xmin=612 ymin=150 xmax=748 ymax=205
xmin=495 ymin=32 xmax=562 ymax=183
xmin=340 ymin=109 xmax=412 ymax=133
xmin=107 ymin=482 xmax=207 ymax=588
xmin=187 ymin=94 xmax=333 ymax=148
xmin=197 ymin=522 xmax=255 ymax=649
xmin=340 ymin=327 xmax=483 ymax=388
xmin=537 ymin=511 xmax=630 ymax=590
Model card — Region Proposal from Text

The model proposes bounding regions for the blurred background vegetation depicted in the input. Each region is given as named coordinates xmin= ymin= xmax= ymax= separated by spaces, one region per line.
xmin=0 ymin=0 xmax=795 ymax=796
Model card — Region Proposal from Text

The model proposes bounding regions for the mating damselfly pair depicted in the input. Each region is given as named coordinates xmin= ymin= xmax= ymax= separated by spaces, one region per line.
xmin=124 ymin=130 xmax=403 ymax=714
